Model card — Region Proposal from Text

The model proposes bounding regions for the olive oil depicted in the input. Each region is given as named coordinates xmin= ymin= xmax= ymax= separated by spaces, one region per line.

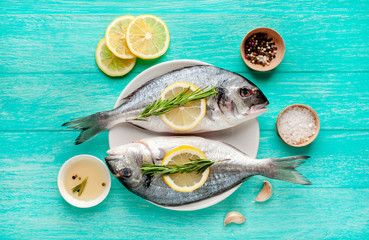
xmin=63 ymin=159 xmax=108 ymax=201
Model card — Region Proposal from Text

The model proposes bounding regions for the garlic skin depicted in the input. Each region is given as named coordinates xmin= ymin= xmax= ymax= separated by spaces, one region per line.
xmin=255 ymin=180 xmax=273 ymax=202
xmin=224 ymin=211 xmax=246 ymax=226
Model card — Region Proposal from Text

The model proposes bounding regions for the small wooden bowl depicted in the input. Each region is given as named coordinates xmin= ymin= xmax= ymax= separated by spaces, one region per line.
xmin=276 ymin=104 xmax=320 ymax=147
xmin=240 ymin=27 xmax=285 ymax=71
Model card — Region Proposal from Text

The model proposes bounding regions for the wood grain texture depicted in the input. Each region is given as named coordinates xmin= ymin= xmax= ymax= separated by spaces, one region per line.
xmin=0 ymin=14 xmax=368 ymax=74
xmin=1 ymin=72 xmax=368 ymax=130
xmin=1 ymin=188 xmax=368 ymax=239
xmin=1 ymin=0 xmax=369 ymax=239
xmin=1 ymin=0 xmax=369 ymax=14
xmin=1 ymin=131 xmax=368 ymax=189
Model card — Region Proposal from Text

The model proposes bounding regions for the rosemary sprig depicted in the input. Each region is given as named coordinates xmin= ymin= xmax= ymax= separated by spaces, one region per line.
xmin=71 ymin=177 xmax=88 ymax=196
xmin=141 ymin=159 xmax=215 ymax=176
xmin=134 ymin=86 xmax=218 ymax=121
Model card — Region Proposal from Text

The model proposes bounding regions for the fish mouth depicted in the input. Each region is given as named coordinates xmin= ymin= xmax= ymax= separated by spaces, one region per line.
xmin=105 ymin=156 xmax=121 ymax=178
xmin=244 ymin=102 xmax=269 ymax=117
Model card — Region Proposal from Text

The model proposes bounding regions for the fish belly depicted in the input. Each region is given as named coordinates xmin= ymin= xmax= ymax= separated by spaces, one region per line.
xmin=130 ymin=137 xmax=256 ymax=206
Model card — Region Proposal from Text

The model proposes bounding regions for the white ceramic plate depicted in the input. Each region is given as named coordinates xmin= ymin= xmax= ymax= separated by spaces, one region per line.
xmin=108 ymin=59 xmax=260 ymax=211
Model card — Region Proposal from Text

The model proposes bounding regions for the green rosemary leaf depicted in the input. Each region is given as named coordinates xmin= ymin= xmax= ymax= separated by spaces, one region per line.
xmin=71 ymin=177 xmax=88 ymax=196
xmin=141 ymin=159 xmax=216 ymax=176
xmin=135 ymin=86 xmax=217 ymax=120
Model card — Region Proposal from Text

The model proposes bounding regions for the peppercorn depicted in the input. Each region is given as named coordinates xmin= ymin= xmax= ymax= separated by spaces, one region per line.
xmin=244 ymin=33 xmax=277 ymax=66
xmin=72 ymin=176 xmax=76 ymax=180
xmin=102 ymin=182 xmax=106 ymax=186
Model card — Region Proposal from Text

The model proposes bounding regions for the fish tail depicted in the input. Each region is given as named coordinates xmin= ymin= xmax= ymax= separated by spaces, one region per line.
xmin=262 ymin=156 xmax=311 ymax=185
xmin=62 ymin=111 xmax=112 ymax=145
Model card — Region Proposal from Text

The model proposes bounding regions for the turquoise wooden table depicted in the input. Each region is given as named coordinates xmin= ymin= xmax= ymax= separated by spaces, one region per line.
xmin=1 ymin=0 xmax=369 ymax=239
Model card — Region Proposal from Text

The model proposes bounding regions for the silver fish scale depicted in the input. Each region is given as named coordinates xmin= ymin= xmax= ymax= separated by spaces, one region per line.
xmin=64 ymin=65 xmax=268 ymax=144
xmin=111 ymin=136 xmax=263 ymax=206
xmin=107 ymin=66 xmax=243 ymax=132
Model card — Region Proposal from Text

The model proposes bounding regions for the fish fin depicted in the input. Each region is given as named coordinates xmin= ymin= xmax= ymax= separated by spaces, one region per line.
xmin=264 ymin=156 xmax=311 ymax=185
xmin=62 ymin=112 xmax=110 ymax=145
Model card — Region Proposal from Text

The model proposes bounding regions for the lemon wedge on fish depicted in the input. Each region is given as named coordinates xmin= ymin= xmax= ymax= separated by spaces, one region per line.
xmin=160 ymin=82 xmax=206 ymax=131
xmin=162 ymin=146 xmax=209 ymax=192
xmin=105 ymin=15 xmax=136 ymax=59
xmin=95 ymin=38 xmax=136 ymax=77
xmin=126 ymin=15 xmax=170 ymax=59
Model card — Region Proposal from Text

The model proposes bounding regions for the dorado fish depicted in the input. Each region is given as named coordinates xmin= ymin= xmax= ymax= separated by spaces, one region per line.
xmin=63 ymin=65 xmax=269 ymax=144
xmin=105 ymin=136 xmax=311 ymax=206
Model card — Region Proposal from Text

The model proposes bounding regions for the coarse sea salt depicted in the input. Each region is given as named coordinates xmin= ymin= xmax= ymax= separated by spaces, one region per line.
xmin=277 ymin=106 xmax=317 ymax=145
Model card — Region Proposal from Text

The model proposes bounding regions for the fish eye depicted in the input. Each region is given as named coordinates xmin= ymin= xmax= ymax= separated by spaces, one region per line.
xmin=120 ymin=168 xmax=132 ymax=178
xmin=239 ymin=88 xmax=252 ymax=98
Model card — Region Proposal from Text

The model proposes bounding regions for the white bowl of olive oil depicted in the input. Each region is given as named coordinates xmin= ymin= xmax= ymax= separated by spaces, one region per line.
xmin=58 ymin=154 xmax=111 ymax=208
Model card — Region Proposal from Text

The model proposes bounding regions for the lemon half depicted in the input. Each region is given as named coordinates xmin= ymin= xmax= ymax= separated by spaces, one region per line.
xmin=162 ymin=146 xmax=209 ymax=192
xmin=126 ymin=15 xmax=170 ymax=59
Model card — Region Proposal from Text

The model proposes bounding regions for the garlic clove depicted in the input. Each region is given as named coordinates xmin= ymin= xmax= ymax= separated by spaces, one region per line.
xmin=255 ymin=180 xmax=273 ymax=202
xmin=224 ymin=211 xmax=246 ymax=226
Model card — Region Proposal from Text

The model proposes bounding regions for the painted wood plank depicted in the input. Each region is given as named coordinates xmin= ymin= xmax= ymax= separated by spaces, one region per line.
xmin=1 ymin=0 xmax=368 ymax=14
xmin=0 ymin=1 xmax=368 ymax=239
xmin=1 ymin=72 xmax=368 ymax=130
xmin=0 ymin=14 xmax=368 ymax=74
xmin=1 ymin=130 xmax=368 ymax=189
xmin=1 ymin=187 xmax=368 ymax=239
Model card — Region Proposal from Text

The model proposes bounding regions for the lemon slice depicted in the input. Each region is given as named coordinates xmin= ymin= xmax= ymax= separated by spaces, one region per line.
xmin=126 ymin=15 xmax=170 ymax=59
xmin=95 ymin=38 xmax=136 ymax=77
xmin=162 ymin=146 xmax=209 ymax=192
xmin=160 ymin=82 xmax=206 ymax=131
xmin=105 ymin=15 xmax=136 ymax=59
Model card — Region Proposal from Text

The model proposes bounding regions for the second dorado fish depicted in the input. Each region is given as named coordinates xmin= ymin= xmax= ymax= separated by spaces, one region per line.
xmin=106 ymin=136 xmax=311 ymax=206
xmin=63 ymin=65 xmax=269 ymax=144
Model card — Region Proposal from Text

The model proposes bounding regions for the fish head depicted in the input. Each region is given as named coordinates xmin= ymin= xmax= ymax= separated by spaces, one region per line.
xmin=217 ymin=73 xmax=269 ymax=122
xmin=105 ymin=143 xmax=147 ymax=188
